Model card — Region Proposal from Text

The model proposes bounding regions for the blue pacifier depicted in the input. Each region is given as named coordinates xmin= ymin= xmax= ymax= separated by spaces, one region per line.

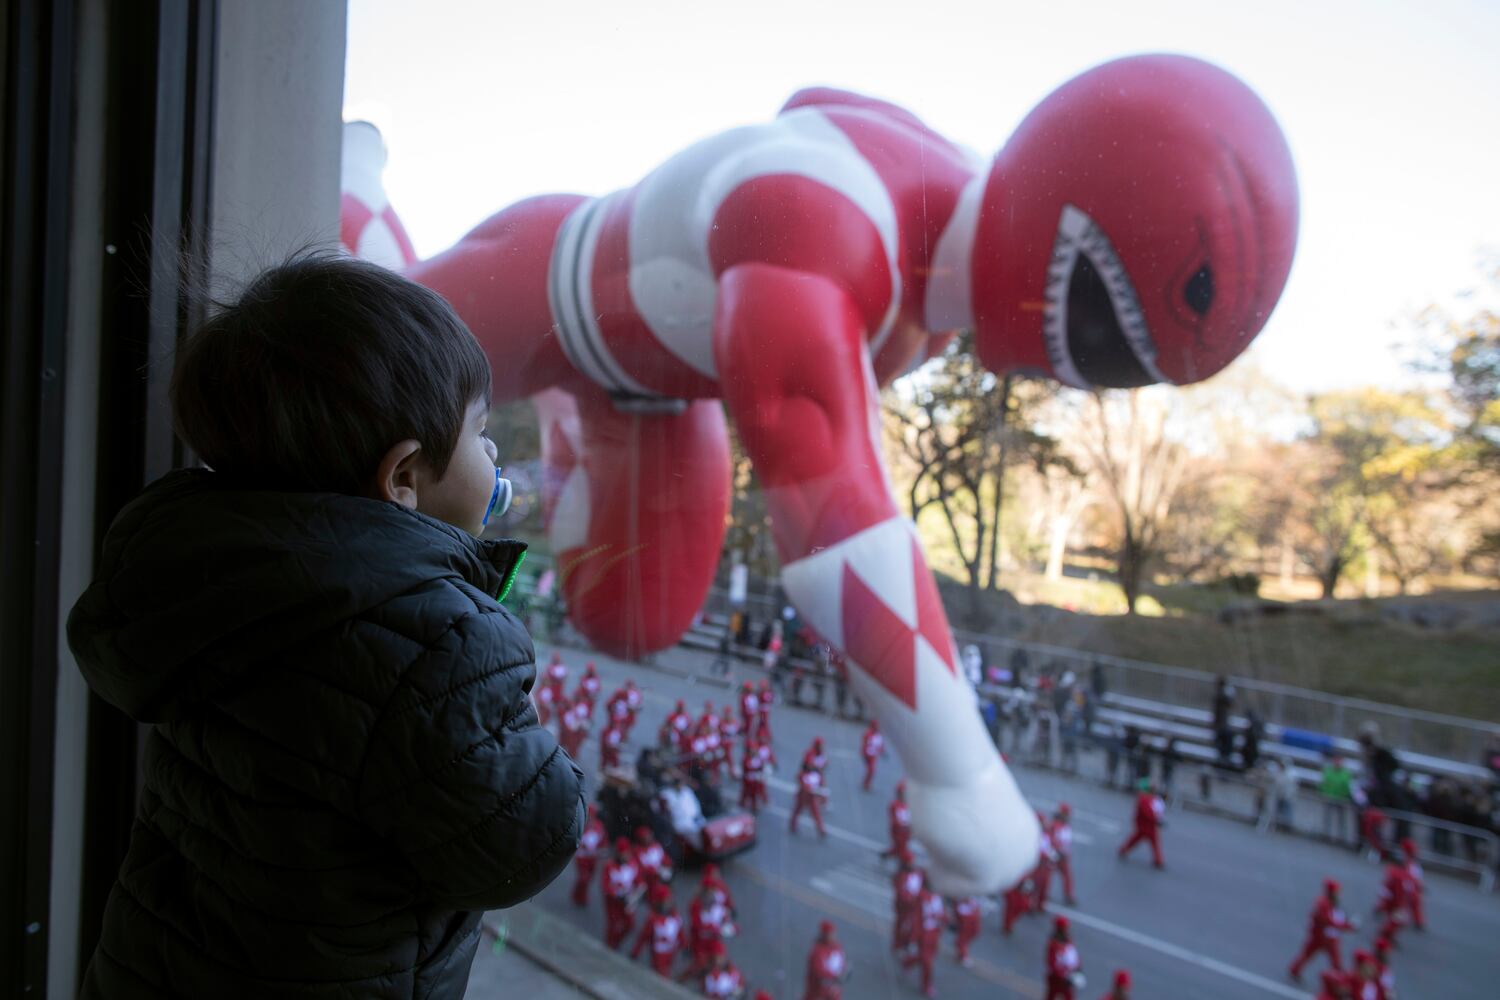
xmin=481 ymin=466 xmax=513 ymax=528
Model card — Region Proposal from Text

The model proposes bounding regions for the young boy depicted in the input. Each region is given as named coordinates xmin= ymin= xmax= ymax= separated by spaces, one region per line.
xmin=67 ymin=255 xmax=585 ymax=999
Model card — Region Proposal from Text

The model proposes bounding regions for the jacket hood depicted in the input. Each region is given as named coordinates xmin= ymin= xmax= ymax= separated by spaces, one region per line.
xmin=68 ymin=469 xmax=526 ymax=723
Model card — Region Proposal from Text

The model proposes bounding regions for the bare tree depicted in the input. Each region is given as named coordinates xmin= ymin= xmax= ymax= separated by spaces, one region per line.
xmin=1075 ymin=390 xmax=1192 ymax=613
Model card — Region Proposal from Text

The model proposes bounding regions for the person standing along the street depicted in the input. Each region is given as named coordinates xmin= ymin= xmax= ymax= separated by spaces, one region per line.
xmin=883 ymin=781 xmax=913 ymax=859
xmin=571 ymin=803 xmax=607 ymax=907
xmin=740 ymin=738 xmax=768 ymax=814
xmin=951 ymin=895 xmax=981 ymax=967
xmin=891 ymin=852 xmax=924 ymax=960
xmin=1212 ymin=676 xmax=1236 ymax=765
xmin=902 ymin=875 xmax=947 ymax=999
xmin=1288 ymin=878 xmax=1356 ymax=981
xmin=701 ymin=944 xmax=747 ymax=999
xmin=1118 ymin=779 xmax=1166 ymax=869
xmin=738 ymin=682 xmax=760 ymax=738
xmin=631 ymin=884 xmax=684 ymax=979
xmin=1098 ymin=969 xmax=1130 ymax=1000
xmin=1320 ymin=754 xmax=1355 ymax=845
xmin=1399 ymin=837 xmax=1426 ymax=931
xmin=1044 ymin=916 xmax=1083 ymax=1000
xmin=1358 ymin=723 xmax=1400 ymax=807
xmin=602 ymin=837 xmax=642 ymax=950
xmin=860 ymin=720 xmax=886 ymax=792
xmin=1001 ymin=870 xmax=1036 ymax=936
xmin=1241 ymin=710 xmax=1264 ymax=771
xmin=1159 ymin=737 xmax=1181 ymax=802
xmin=1051 ymin=803 xmax=1077 ymax=905
xmin=804 ymin=921 xmax=848 ymax=1000
xmin=789 ymin=760 xmax=828 ymax=838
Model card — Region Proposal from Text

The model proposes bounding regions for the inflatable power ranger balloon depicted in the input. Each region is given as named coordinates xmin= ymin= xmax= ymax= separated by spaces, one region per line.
xmin=341 ymin=54 xmax=1299 ymax=894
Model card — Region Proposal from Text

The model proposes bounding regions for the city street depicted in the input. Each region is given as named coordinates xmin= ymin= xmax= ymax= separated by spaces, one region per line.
xmin=520 ymin=642 xmax=1500 ymax=999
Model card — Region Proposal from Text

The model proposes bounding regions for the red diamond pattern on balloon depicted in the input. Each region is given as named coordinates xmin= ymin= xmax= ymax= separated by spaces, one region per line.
xmin=841 ymin=562 xmax=918 ymax=708
xmin=839 ymin=536 xmax=958 ymax=708
xmin=911 ymin=536 xmax=957 ymax=675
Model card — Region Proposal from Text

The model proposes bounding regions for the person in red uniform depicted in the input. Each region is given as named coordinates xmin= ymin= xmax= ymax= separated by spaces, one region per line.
xmin=757 ymin=679 xmax=775 ymax=742
xmin=702 ymin=942 xmax=748 ymax=999
xmin=1001 ymin=869 xmax=1036 ymax=935
xmin=602 ymin=837 xmax=642 ymax=949
xmin=1374 ymin=863 xmax=1409 ymax=944
xmin=1316 ymin=970 xmax=1352 ymax=1000
xmin=803 ymin=921 xmax=847 ymax=1000
xmin=599 ymin=721 xmax=625 ymax=772
xmin=1117 ymin=779 xmax=1165 ymax=869
xmin=789 ymin=760 xmax=829 ymax=837
xmin=902 ymin=875 xmax=947 ymax=998
xmin=1032 ymin=809 xmax=1059 ymax=909
xmin=573 ymin=660 xmax=601 ymax=716
xmin=686 ymin=882 xmax=736 ymax=980
xmin=667 ymin=699 xmax=694 ymax=749
xmin=740 ymin=737 xmax=769 ymax=814
xmin=559 ymin=700 xmax=590 ymax=760
xmin=802 ymin=737 xmax=828 ymax=775
xmin=1399 ymin=837 xmax=1425 ymax=931
xmin=606 ymin=684 xmax=632 ymax=736
xmin=634 ymin=825 xmax=674 ymax=889
xmin=1359 ymin=804 xmax=1390 ymax=862
xmin=1051 ymin=803 xmax=1077 ymax=904
xmin=739 ymin=681 xmax=760 ymax=735
xmin=1289 ymin=878 xmax=1357 ymax=981
xmin=621 ymin=679 xmax=643 ymax=734
xmin=1098 ymin=969 xmax=1130 ymax=1000
xmin=699 ymin=716 xmax=727 ymax=782
xmin=701 ymin=862 xmax=736 ymax=913
xmin=754 ymin=721 xmax=777 ymax=769
xmin=720 ymin=705 xmax=743 ymax=776
xmin=534 ymin=659 xmax=561 ymax=726
xmin=538 ymin=651 xmax=568 ymax=723
xmin=951 ymin=895 xmax=981 ymax=966
xmin=1346 ymin=950 xmax=1380 ymax=1000
xmin=891 ymin=852 xmax=924 ymax=958
xmin=631 ymin=883 xmax=685 ymax=978
xmin=860 ymin=720 xmax=885 ymax=791
xmin=1371 ymin=937 xmax=1395 ymax=1000
xmin=571 ymin=803 xmax=607 ymax=906
xmin=883 ymin=781 xmax=912 ymax=859
xmin=1045 ymin=916 xmax=1083 ymax=1000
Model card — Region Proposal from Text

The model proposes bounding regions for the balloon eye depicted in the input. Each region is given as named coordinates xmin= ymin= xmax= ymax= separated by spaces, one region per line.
xmin=1184 ymin=264 xmax=1214 ymax=316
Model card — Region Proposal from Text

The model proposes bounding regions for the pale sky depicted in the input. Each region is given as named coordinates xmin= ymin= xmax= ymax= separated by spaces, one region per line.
xmin=343 ymin=0 xmax=1500 ymax=394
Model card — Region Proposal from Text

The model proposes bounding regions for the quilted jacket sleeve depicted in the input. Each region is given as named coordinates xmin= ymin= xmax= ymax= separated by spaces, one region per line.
xmin=356 ymin=604 xmax=584 ymax=910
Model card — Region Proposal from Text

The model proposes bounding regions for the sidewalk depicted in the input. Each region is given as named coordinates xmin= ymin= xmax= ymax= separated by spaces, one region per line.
xmin=467 ymin=903 xmax=702 ymax=1000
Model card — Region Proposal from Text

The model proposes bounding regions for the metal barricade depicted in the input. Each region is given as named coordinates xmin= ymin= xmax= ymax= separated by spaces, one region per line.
xmin=1371 ymin=808 xmax=1497 ymax=893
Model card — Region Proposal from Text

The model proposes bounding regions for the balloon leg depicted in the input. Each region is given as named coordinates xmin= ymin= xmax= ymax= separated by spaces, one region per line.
xmin=713 ymin=263 xmax=1038 ymax=894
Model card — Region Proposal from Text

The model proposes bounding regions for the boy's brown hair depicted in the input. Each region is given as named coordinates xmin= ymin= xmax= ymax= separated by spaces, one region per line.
xmin=171 ymin=253 xmax=490 ymax=495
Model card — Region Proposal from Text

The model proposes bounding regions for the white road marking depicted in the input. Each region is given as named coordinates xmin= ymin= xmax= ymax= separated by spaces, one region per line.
xmin=1049 ymin=905 xmax=1312 ymax=1000
xmin=1030 ymin=795 xmax=1122 ymax=834
xmin=765 ymin=804 xmax=888 ymax=852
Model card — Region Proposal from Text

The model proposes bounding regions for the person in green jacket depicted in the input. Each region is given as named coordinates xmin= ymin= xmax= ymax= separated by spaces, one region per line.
xmin=1319 ymin=754 xmax=1355 ymax=846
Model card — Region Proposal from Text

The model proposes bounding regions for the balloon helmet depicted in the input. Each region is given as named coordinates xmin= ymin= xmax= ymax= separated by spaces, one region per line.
xmin=972 ymin=54 xmax=1298 ymax=390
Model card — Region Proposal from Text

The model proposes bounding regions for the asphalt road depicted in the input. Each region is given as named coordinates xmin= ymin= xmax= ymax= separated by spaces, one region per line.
xmin=522 ymin=640 xmax=1500 ymax=999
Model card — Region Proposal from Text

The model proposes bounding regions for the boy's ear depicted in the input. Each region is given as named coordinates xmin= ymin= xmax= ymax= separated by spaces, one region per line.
xmin=375 ymin=439 xmax=424 ymax=509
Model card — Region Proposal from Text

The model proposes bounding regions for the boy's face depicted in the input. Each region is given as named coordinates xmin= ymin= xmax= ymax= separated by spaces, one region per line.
xmin=415 ymin=398 xmax=499 ymax=535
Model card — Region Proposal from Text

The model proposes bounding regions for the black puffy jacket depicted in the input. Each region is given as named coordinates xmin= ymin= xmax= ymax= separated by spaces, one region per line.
xmin=68 ymin=470 xmax=584 ymax=999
